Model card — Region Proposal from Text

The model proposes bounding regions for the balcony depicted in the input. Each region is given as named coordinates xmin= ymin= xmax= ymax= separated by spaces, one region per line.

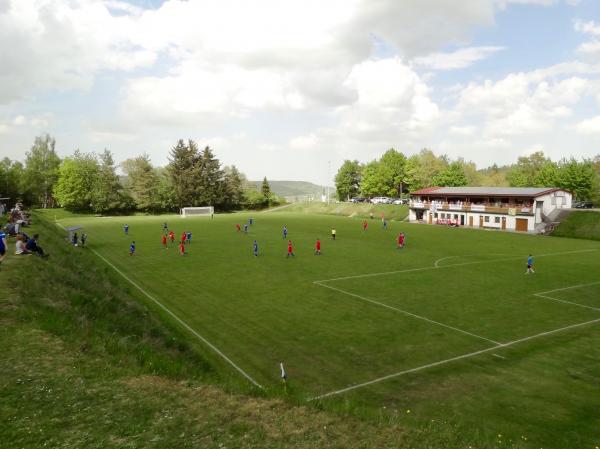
xmin=409 ymin=202 xmax=534 ymax=216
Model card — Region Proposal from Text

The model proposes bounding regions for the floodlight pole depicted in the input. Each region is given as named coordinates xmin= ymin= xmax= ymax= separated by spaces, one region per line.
xmin=327 ymin=160 xmax=331 ymax=205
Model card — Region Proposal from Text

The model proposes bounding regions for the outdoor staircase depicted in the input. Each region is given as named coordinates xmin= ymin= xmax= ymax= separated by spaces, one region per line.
xmin=538 ymin=209 xmax=573 ymax=235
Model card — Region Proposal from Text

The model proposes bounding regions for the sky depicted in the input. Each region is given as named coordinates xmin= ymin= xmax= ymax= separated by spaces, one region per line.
xmin=0 ymin=0 xmax=599 ymax=185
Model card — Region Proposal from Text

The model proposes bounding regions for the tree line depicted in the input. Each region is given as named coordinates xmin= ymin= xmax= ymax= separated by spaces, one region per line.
xmin=335 ymin=149 xmax=600 ymax=201
xmin=0 ymin=134 xmax=280 ymax=213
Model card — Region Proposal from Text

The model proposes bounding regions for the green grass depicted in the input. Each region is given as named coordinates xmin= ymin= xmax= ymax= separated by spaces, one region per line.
xmin=552 ymin=210 xmax=600 ymax=241
xmin=37 ymin=208 xmax=600 ymax=449
xmin=277 ymin=201 xmax=408 ymax=220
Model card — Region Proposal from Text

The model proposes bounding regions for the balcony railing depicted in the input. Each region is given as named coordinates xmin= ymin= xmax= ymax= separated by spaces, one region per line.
xmin=410 ymin=202 xmax=534 ymax=215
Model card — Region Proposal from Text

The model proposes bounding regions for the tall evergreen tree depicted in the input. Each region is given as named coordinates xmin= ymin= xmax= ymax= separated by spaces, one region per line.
xmin=223 ymin=165 xmax=246 ymax=209
xmin=91 ymin=149 xmax=125 ymax=213
xmin=196 ymin=146 xmax=224 ymax=207
xmin=167 ymin=139 xmax=200 ymax=208
xmin=261 ymin=176 xmax=272 ymax=203
xmin=24 ymin=134 xmax=61 ymax=207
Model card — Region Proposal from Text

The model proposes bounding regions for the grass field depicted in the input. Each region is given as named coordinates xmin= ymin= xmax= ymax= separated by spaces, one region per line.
xmin=45 ymin=209 xmax=600 ymax=449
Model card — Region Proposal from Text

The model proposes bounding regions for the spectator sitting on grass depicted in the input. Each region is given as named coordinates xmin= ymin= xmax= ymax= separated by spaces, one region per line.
xmin=15 ymin=235 xmax=31 ymax=255
xmin=26 ymin=234 xmax=49 ymax=259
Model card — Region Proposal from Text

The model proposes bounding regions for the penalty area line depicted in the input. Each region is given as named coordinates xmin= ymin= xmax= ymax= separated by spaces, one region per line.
xmin=309 ymin=317 xmax=600 ymax=401
xmin=89 ymin=248 xmax=264 ymax=390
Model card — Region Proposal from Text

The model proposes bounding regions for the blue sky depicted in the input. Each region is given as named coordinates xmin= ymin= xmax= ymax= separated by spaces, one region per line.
xmin=0 ymin=0 xmax=599 ymax=184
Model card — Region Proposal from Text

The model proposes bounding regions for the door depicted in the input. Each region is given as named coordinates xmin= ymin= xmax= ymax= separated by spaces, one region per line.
xmin=469 ymin=216 xmax=473 ymax=227
xmin=428 ymin=213 xmax=432 ymax=224
xmin=501 ymin=217 xmax=506 ymax=230
xmin=479 ymin=216 xmax=483 ymax=227
xmin=515 ymin=218 xmax=528 ymax=232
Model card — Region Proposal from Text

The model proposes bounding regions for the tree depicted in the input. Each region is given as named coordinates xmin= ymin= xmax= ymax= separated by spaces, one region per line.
xmin=155 ymin=168 xmax=177 ymax=212
xmin=23 ymin=134 xmax=61 ymax=208
xmin=0 ymin=158 xmax=25 ymax=203
xmin=360 ymin=161 xmax=386 ymax=197
xmin=379 ymin=149 xmax=407 ymax=196
xmin=196 ymin=146 xmax=224 ymax=207
xmin=261 ymin=176 xmax=271 ymax=197
xmin=556 ymin=158 xmax=597 ymax=200
xmin=334 ymin=160 xmax=361 ymax=200
xmin=432 ymin=161 xmax=469 ymax=187
xmin=53 ymin=151 xmax=99 ymax=211
xmin=533 ymin=161 xmax=559 ymax=187
xmin=507 ymin=151 xmax=549 ymax=187
xmin=167 ymin=139 xmax=200 ymax=209
xmin=121 ymin=155 xmax=159 ymax=212
xmin=223 ymin=165 xmax=246 ymax=210
xmin=91 ymin=149 xmax=126 ymax=214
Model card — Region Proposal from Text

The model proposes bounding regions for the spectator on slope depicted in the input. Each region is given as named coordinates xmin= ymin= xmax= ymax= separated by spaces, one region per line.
xmin=26 ymin=234 xmax=49 ymax=259
xmin=80 ymin=233 xmax=87 ymax=248
xmin=14 ymin=235 xmax=31 ymax=255
xmin=0 ymin=227 xmax=7 ymax=268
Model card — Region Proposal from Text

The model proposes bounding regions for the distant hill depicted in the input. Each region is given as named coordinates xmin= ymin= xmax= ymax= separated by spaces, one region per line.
xmin=249 ymin=180 xmax=329 ymax=199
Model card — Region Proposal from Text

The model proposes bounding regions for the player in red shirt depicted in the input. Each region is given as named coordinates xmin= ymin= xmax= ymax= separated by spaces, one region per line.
xmin=169 ymin=230 xmax=175 ymax=243
xmin=181 ymin=232 xmax=187 ymax=244
xmin=179 ymin=241 xmax=186 ymax=255
xmin=236 ymin=224 xmax=241 ymax=232
xmin=397 ymin=232 xmax=405 ymax=249
xmin=362 ymin=220 xmax=368 ymax=231
xmin=315 ymin=238 xmax=321 ymax=255
xmin=287 ymin=240 xmax=295 ymax=258
xmin=162 ymin=234 xmax=168 ymax=249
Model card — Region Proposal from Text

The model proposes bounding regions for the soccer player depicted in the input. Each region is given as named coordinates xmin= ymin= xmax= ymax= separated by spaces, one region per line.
xmin=186 ymin=231 xmax=192 ymax=244
xmin=80 ymin=233 xmax=87 ymax=248
xmin=331 ymin=228 xmax=336 ymax=240
xmin=162 ymin=234 xmax=168 ymax=249
xmin=249 ymin=217 xmax=254 ymax=226
xmin=72 ymin=232 xmax=78 ymax=246
xmin=253 ymin=240 xmax=259 ymax=257
xmin=179 ymin=241 xmax=186 ymax=256
xmin=124 ymin=224 xmax=129 ymax=235
xmin=397 ymin=232 xmax=405 ymax=249
xmin=236 ymin=224 xmax=241 ymax=232
xmin=525 ymin=254 xmax=535 ymax=274
xmin=283 ymin=225 xmax=288 ymax=239
xmin=129 ymin=241 xmax=135 ymax=256
xmin=163 ymin=222 xmax=168 ymax=234
xmin=315 ymin=238 xmax=321 ymax=255
xmin=169 ymin=230 xmax=175 ymax=243
xmin=287 ymin=240 xmax=295 ymax=257
xmin=280 ymin=361 xmax=287 ymax=383
xmin=181 ymin=231 xmax=187 ymax=245
xmin=362 ymin=220 xmax=368 ymax=231
xmin=383 ymin=219 xmax=388 ymax=230
xmin=244 ymin=224 xmax=248 ymax=234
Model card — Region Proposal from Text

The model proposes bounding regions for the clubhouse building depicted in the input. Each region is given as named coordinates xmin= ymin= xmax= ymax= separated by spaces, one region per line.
xmin=408 ymin=187 xmax=572 ymax=232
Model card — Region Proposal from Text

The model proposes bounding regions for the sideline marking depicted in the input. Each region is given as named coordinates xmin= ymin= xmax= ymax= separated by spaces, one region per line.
xmin=532 ymin=281 xmax=600 ymax=312
xmin=315 ymin=281 xmax=502 ymax=345
xmin=309 ymin=317 xmax=600 ymax=400
xmin=434 ymin=253 xmax=511 ymax=268
xmin=54 ymin=222 xmax=263 ymax=389
xmin=90 ymin=248 xmax=264 ymax=389
xmin=492 ymin=353 xmax=505 ymax=359
xmin=314 ymin=249 xmax=598 ymax=283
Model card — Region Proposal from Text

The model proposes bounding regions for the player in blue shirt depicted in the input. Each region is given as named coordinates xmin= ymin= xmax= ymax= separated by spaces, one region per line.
xmin=0 ymin=229 xmax=7 ymax=269
xmin=282 ymin=225 xmax=287 ymax=239
xmin=244 ymin=224 xmax=248 ymax=234
xmin=129 ymin=241 xmax=136 ymax=256
xmin=163 ymin=222 xmax=168 ymax=235
xmin=525 ymin=254 xmax=534 ymax=274
xmin=124 ymin=224 xmax=129 ymax=235
xmin=253 ymin=240 xmax=259 ymax=257
xmin=186 ymin=231 xmax=192 ymax=244
xmin=249 ymin=217 xmax=254 ymax=226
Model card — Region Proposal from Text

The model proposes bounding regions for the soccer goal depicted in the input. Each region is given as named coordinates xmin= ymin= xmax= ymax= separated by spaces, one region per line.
xmin=181 ymin=206 xmax=214 ymax=218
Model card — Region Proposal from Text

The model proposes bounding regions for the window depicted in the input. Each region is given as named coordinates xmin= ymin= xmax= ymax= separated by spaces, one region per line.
xmin=494 ymin=217 xmax=501 ymax=223
xmin=484 ymin=216 xmax=490 ymax=223
xmin=434 ymin=213 xmax=438 ymax=218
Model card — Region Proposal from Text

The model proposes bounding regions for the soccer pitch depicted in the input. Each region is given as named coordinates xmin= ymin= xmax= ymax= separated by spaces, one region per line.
xmin=52 ymin=210 xmax=600 ymax=447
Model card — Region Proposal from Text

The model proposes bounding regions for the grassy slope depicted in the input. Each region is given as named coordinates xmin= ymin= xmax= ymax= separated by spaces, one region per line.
xmin=552 ymin=210 xmax=600 ymax=241
xmin=249 ymin=181 xmax=325 ymax=198
xmin=37 ymin=208 xmax=600 ymax=449
xmin=277 ymin=202 xmax=408 ymax=221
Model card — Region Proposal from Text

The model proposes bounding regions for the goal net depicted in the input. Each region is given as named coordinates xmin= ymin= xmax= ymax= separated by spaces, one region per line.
xmin=181 ymin=206 xmax=214 ymax=218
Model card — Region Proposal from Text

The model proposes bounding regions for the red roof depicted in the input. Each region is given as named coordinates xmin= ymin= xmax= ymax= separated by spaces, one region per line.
xmin=410 ymin=187 xmax=442 ymax=195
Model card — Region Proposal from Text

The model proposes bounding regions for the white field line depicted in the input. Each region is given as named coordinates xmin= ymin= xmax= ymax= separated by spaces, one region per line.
xmin=492 ymin=354 xmax=505 ymax=359
xmin=309 ymin=317 xmax=600 ymax=401
xmin=89 ymin=248 xmax=264 ymax=389
xmin=314 ymin=249 xmax=598 ymax=283
xmin=433 ymin=253 xmax=511 ymax=268
xmin=532 ymin=281 xmax=600 ymax=312
xmin=53 ymin=221 xmax=263 ymax=388
xmin=314 ymin=281 xmax=502 ymax=345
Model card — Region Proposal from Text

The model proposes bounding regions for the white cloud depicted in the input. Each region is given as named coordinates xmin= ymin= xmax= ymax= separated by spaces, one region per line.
xmin=576 ymin=115 xmax=600 ymax=135
xmin=574 ymin=20 xmax=600 ymax=36
xmin=412 ymin=46 xmax=504 ymax=70
xmin=449 ymin=125 xmax=477 ymax=136
xmin=577 ymin=40 xmax=600 ymax=55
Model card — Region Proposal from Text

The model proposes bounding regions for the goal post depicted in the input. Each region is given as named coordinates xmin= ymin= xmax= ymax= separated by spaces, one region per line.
xmin=181 ymin=206 xmax=214 ymax=218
